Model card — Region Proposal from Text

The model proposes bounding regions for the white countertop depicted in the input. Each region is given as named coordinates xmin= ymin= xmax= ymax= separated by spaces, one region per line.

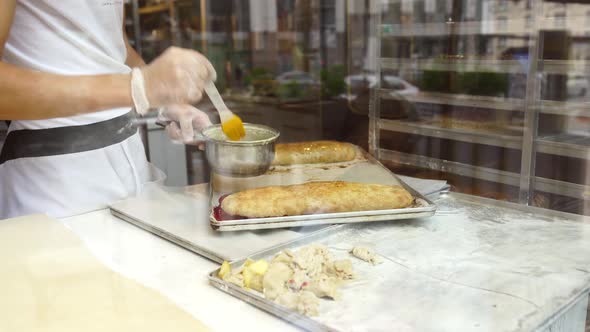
xmin=60 ymin=209 xmax=298 ymax=332
xmin=55 ymin=194 xmax=590 ymax=332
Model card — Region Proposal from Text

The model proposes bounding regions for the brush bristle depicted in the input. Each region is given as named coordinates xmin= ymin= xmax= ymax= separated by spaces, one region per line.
xmin=222 ymin=115 xmax=246 ymax=141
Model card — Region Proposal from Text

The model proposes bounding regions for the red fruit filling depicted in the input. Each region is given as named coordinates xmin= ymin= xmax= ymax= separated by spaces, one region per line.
xmin=213 ymin=194 xmax=247 ymax=221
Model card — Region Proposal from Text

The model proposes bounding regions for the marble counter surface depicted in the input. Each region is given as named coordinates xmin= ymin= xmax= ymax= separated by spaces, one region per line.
xmin=60 ymin=210 xmax=298 ymax=332
xmin=54 ymin=193 xmax=590 ymax=331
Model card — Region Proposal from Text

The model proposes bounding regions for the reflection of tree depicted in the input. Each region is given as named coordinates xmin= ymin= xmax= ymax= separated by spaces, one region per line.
xmin=292 ymin=46 xmax=305 ymax=71
xmin=321 ymin=65 xmax=346 ymax=98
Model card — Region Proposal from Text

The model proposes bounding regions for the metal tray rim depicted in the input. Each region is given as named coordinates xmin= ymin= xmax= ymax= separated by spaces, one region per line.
xmin=211 ymin=196 xmax=435 ymax=226
xmin=110 ymin=208 xmax=227 ymax=263
xmin=212 ymin=210 xmax=436 ymax=231
xmin=209 ymin=150 xmax=437 ymax=231
xmin=110 ymin=207 xmax=343 ymax=264
xmin=208 ymin=275 xmax=334 ymax=331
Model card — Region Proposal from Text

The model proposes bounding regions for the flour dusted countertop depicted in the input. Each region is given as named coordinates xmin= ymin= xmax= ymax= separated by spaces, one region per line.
xmin=59 ymin=209 xmax=298 ymax=332
xmin=46 ymin=193 xmax=590 ymax=331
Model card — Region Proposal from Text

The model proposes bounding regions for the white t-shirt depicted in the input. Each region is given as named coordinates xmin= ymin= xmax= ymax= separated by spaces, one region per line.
xmin=2 ymin=0 xmax=131 ymax=130
xmin=0 ymin=0 xmax=160 ymax=220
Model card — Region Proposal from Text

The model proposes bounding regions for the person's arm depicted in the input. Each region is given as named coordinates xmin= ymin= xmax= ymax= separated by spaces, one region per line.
xmin=0 ymin=1 xmax=132 ymax=120
xmin=0 ymin=62 xmax=132 ymax=120
xmin=124 ymin=37 xmax=145 ymax=67
xmin=0 ymin=1 xmax=215 ymax=120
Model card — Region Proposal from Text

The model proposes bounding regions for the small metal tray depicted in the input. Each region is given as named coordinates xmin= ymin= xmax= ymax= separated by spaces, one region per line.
xmin=209 ymin=149 xmax=437 ymax=231
xmin=208 ymin=227 xmax=342 ymax=332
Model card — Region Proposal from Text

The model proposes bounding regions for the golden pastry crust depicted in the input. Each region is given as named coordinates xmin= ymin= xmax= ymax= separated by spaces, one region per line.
xmin=221 ymin=181 xmax=414 ymax=218
xmin=272 ymin=141 xmax=357 ymax=166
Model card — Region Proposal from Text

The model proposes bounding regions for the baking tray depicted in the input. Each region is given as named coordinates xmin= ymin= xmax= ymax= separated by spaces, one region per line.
xmin=209 ymin=149 xmax=437 ymax=231
xmin=109 ymin=183 xmax=338 ymax=263
xmin=208 ymin=193 xmax=590 ymax=332
xmin=208 ymin=228 xmax=344 ymax=332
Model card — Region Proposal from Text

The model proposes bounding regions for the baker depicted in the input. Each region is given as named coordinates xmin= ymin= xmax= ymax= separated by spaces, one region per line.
xmin=0 ymin=1 xmax=215 ymax=219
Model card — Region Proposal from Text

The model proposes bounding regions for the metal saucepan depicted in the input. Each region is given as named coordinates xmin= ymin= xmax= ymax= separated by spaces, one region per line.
xmin=199 ymin=123 xmax=280 ymax=177
xmin=154 ymin=119 xmax=280 ymax=177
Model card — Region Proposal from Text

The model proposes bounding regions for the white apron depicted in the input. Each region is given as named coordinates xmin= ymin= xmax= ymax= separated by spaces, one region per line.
xmin=0 ymin=1 xmax=162 ymax=219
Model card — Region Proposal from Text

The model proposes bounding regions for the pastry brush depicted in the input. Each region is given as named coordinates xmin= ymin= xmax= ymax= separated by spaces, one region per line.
xmin=204 ymin=81 xmax=245 ymax=141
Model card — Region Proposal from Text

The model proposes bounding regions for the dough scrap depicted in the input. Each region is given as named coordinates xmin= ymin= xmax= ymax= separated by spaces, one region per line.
xmin=263 ymin=261 xmax=293 ymax=301
xmin=272 ymin=250 xmax=294 ymax=264
xmin=222 ymin=259 xmax=268 ymax=290
xmin=288 ymin=269 xmax=311 ymax=291
xmin=307 ymin=273 xmax=340 ymax=300
xmin=224 ymin=273 xmax=244 ymax=288
xmin=275 ymin=291 xmax=300 ymax=310
xmin=264 ymin=245 xmax=353 ymax=316
xmin=351 ymin=246 xmax=382 ymax=265
xmin=297 ymin=291 xmax=320 ymax=316
xmin=325 ymin=259 xmax=355 ymax=280
xmin=291 ymin=245 xmax=332 ymax=278
xmin=220 ymin=244 xmax=356 ymax=317
xmin=275 ymin=290 xmax=320 ymax=317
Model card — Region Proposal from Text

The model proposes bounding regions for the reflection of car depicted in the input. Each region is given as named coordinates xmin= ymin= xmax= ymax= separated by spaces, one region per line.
xmin=567 ymin=76 xmax=589 ymax=97
xmin=276 ymin=70 xmax=319 ymax=85
xmin=340 ymin=74 xmax=418 ymax=100
xmin=343 ymin=74 xmax=376 ymax=94
xmin=382 ymin=76 xmax=419 ymax=97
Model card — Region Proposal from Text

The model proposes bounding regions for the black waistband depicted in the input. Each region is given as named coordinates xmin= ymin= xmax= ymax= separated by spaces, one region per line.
xmin=0 ymin=111 xmax=137 ymax=164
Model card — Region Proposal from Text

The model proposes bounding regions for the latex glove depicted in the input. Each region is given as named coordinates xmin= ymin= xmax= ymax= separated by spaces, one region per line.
xmin=132 ymin=47 xmax=217 ymax=115
xmin=158 ymin=105 xmax=212 ymax=150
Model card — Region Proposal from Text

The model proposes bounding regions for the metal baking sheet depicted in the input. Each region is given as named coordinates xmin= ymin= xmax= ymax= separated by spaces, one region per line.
xmin=208 ymin=193 xmax=590 ymax=332
xmin=209 ymin=149 xmax=437 ymax=231
xmin=210 ymin=197 xmax=433 ymax=232
xmin=109 ymin=183 xmax=339 ymax=263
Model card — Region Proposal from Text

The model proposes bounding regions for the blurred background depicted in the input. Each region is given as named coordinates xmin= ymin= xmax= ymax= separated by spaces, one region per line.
xmin=124 ymin=0 xmax=376 ymax=187
xmin=4 ymin=0 xmax=586 ymax=215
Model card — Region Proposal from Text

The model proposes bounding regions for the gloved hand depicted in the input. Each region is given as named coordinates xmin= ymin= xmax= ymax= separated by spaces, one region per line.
xmin=131 ymin=47 xmax=217 ymax=115
xmin=158 ymin=104 xmax=212 ymax=149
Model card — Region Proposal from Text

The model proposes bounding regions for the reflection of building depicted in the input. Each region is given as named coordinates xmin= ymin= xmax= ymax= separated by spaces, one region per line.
xmin=198 ymin=0 xmax=349 ymax=84
xmin=347 ymin=0 xmax=381 ymax=72
xmin=539 ymin=2 xmax=590 ymax=61
xmin=380 ymin=0 xmax=590 ymax=61
xmin=320 ymin=0 xmax=347 ymax=69
xmin=487 ymin=0 xmax=590 ymax=60
xmin=482 ymin=0 xmax=590 ymax=60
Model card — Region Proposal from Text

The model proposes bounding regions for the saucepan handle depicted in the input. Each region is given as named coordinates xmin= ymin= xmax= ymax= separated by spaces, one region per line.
xmin=155 ymin=119 xmax=207 ymax=141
